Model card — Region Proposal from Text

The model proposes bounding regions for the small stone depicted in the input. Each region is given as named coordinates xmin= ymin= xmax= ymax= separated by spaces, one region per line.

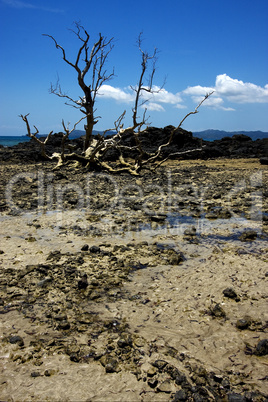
xmin=210 ymin=303 xmax=226 ymax=318
xmin=254 ymin=339 xmax=268 ymax=356
xmin=157 ymin=379 xmax=173 ymax=393
xmin=239 ymin=230 xmax=258 ymax=242
xmin=105 ymin=358 xmax=119 ymax=373
xmin=146 ymin=366 xmax=157 ymax=377
xmin=152 ymin=359 xmax=168 ymax=371
xmin=81 ymin=244 xmax=89 ymax=251
xmin=9 ymin=336 xmax=24 ymax=347
xmin=54 ymin=313 xmax=67 ymax=321
xmin=117 ymin=333 xmax=132 ymax=348
xmin=184 ymin=226 xmax=196 ymax=236
xmin=89 ymin=245 xmax=100 ymax=253
xmin=44 ymin=369 xmax=56 ymax=376
xmin=57 ymin=320 xmax=70 ymax=330
xmin=173 ymin=389 xmax=187 ymax=401
xmin=0 ymin=250 xmax=4 ymax=254
xmin=236 ymin=316 xmax=251 ymax=330
xmin=147 ymin=378 xmax=158 ymax=388
xmin=223 ymin=287 xmax=240 ymax=301
xmin=78 ymin=274 xmax=88 ymax=290
xmin=151 ymin=214 xmax=167 ymax=222
xmin=227 ymin=393 xmax=246 ymax=402
xmin=31 ymin=371 xmax=41 ymax=378
xmin=25 ymin=236 xmax=36 ymax=242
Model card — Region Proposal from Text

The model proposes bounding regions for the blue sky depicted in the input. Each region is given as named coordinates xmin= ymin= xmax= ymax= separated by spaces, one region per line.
xmin=0 ymin=0 xmax=268 ymax=136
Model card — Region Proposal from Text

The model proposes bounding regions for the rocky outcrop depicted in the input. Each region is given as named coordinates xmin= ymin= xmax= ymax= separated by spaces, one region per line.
xmin=0 ymin=127 xmax=267 ymax=164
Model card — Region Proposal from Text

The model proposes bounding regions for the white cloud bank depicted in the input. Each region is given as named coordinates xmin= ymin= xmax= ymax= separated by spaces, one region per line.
xmin=97 ymin=74 xmax=268 ymax=113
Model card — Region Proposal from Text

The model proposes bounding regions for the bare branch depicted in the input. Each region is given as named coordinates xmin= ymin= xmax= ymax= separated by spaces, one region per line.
xmin=19 ymin=114 xmax=53 ymax=159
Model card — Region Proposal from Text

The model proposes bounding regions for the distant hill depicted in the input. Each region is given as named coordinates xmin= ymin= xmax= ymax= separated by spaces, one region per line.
xmin=38 ymin=128 xmax=268 ymax=141
xmin=193 ymin=129 xmax=268 ymax=141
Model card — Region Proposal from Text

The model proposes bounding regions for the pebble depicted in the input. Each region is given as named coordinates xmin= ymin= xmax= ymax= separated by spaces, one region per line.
xmin=236 ymin=317 xmax=251 ymax=330
xmin=239 ymin=230 xmax=257 ymax=242
xmin=210 ymin=303 xmax=226 ymax=318
xmin=89 ymin=245 xmax=100 ymax=253
xmin=254 ymin=339 xmax=268 ymax=356
xmin=81 ymin=244 xmax=89 ymax=251
xmin=9 ymin=336 xmax=24 ymax=347
xmin=223 ymin=287 xmax=240 ymax=302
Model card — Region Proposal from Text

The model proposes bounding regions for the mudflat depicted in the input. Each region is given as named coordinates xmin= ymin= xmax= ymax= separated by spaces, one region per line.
xmin=0 ymin=158 xmax=267 ymax=401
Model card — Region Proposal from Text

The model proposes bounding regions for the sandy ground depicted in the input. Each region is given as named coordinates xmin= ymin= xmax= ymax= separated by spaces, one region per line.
xmin=0 ymin=159 xmax=267 ymax=401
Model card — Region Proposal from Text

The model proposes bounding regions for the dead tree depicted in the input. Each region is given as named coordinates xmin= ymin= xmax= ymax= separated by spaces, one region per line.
xmin=43 ymin=22 xmax=114 ymax=150
xmin=20 ymin=27 xmax=214 ymax=174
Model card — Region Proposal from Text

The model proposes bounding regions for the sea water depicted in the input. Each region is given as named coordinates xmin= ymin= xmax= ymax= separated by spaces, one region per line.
xmin=0 ymin=136 xmax=30 ymax=147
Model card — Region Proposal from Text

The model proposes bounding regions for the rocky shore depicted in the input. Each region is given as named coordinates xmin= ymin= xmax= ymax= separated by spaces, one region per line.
xmin=0 ymin=139 xmax=268 ymax=401
xmin=0 ymin=127 xmax=267 ymax=164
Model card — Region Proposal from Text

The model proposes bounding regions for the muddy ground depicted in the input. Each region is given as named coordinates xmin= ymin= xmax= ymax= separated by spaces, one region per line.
xmin=0 ymin=158 xmax=267 ymax=401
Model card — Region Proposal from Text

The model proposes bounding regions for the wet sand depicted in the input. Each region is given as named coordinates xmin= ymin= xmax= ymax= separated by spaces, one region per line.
xmin=0 ymin=159 xmax=267 ymax=401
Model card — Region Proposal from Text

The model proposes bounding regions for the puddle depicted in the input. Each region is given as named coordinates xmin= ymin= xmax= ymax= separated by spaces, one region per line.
xmin=1 ymin=208 xmax=266 ymax=248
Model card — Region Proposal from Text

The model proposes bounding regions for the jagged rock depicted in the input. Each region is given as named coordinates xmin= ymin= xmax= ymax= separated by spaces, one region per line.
xmin=223 ymin=287 xmax=240 ymax=301
xmin=210 ymin=303 xmax=226 ymax=318
xmin=254 ymin=339 xmax=268 ymax=356
xmin=239 ymin=230 xmax=258 ymax=242
xmin=9 ymin=336 xmax=24 ymax=347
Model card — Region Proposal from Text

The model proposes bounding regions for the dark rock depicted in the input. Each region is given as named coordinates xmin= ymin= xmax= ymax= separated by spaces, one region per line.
xmin=223 ymin=287 xmax=240 ymax=301
xmin=105 ymin=358 xmax=119 ymax=373
xmin=232 ymin=134 xmax=251 ymax=142
xmin=89 ymin=245 xmax=101 ymax=253
xmin=174 ymin=372 xmax=187 ymax=385
xmin=117 ymin=333 xmax=132 ymax=348
xmin=31 ymin=371 xmax=41 ymax=378
xmin=152 ymin=359 xmax=168 ymax=371
xmin=236 ymin=317 xmax=251 ymax=330
xmin=184 ymin=227 xmax=196 ymax=236
xmin=57 ymin=320 xmax=70 ymax=330
xmin=151 ymin=214 xmax=167 ymax=222
xmin=172 ymin=389 xmax=188 ymax=401
xmin=81 ymin=244 xmax=89 ymax=251
xmin=0 ymin=250 xmax=4 ymax=254
xmin=260 ymin=157 xmax=268 ymax=165
xmin=70 ymin=353 xmax=80 ymax=362
xmin=227 ymin=393 xmax=246 ymax=401
xmin=210 ymin=303 xmax=226 ymax=318
xmin=78 ymin=274 xmax=88 ymax=290
xmin=9 ymin=335 xmax=24 ymax=347
xmin=239 ymin=230 xmax=258 ymax=242
xmin=254 ymin=339 xmax=268 ymax=356
xmin=44 ymin=369 xmax=56 ymax=376
xmin=54 ymin=313 xmax=67 ymax=321
xmin=147 ymin=378 xmax=158 ymax=388
xmin=46 ymin=250 xmax=62 ymax=262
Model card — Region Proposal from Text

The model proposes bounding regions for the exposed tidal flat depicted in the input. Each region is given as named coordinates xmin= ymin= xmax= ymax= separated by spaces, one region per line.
xmin=0 ymin=158 xmax=267 ymax=401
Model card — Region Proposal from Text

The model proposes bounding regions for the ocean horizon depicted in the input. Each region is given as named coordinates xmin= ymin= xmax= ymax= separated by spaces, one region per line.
xmin=0 ymin=129 xmax=267 ymax=147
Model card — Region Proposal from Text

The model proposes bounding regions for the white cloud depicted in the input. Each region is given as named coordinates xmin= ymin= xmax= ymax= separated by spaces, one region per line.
xmin=142 ymin=102 xmax=165 ymax=112
xmin=2 ymin=0 xmax=63 ymax=12
xmin=97 ymin=74 xmax=268 ymax=114
xmin=183 ymin=85 xmax=214 ymax=96
xmin=98 ymin=85 xmax=134 ymax=102
xmin=149 ymin=86 xmax=183 ymax=105
xmin=215 ymin=74 xmax=268 ymax=103
xmin=182 ymin=74 xmax=268 ymax=111
xmin=191 ymin=95 xmax=235 ymax=111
